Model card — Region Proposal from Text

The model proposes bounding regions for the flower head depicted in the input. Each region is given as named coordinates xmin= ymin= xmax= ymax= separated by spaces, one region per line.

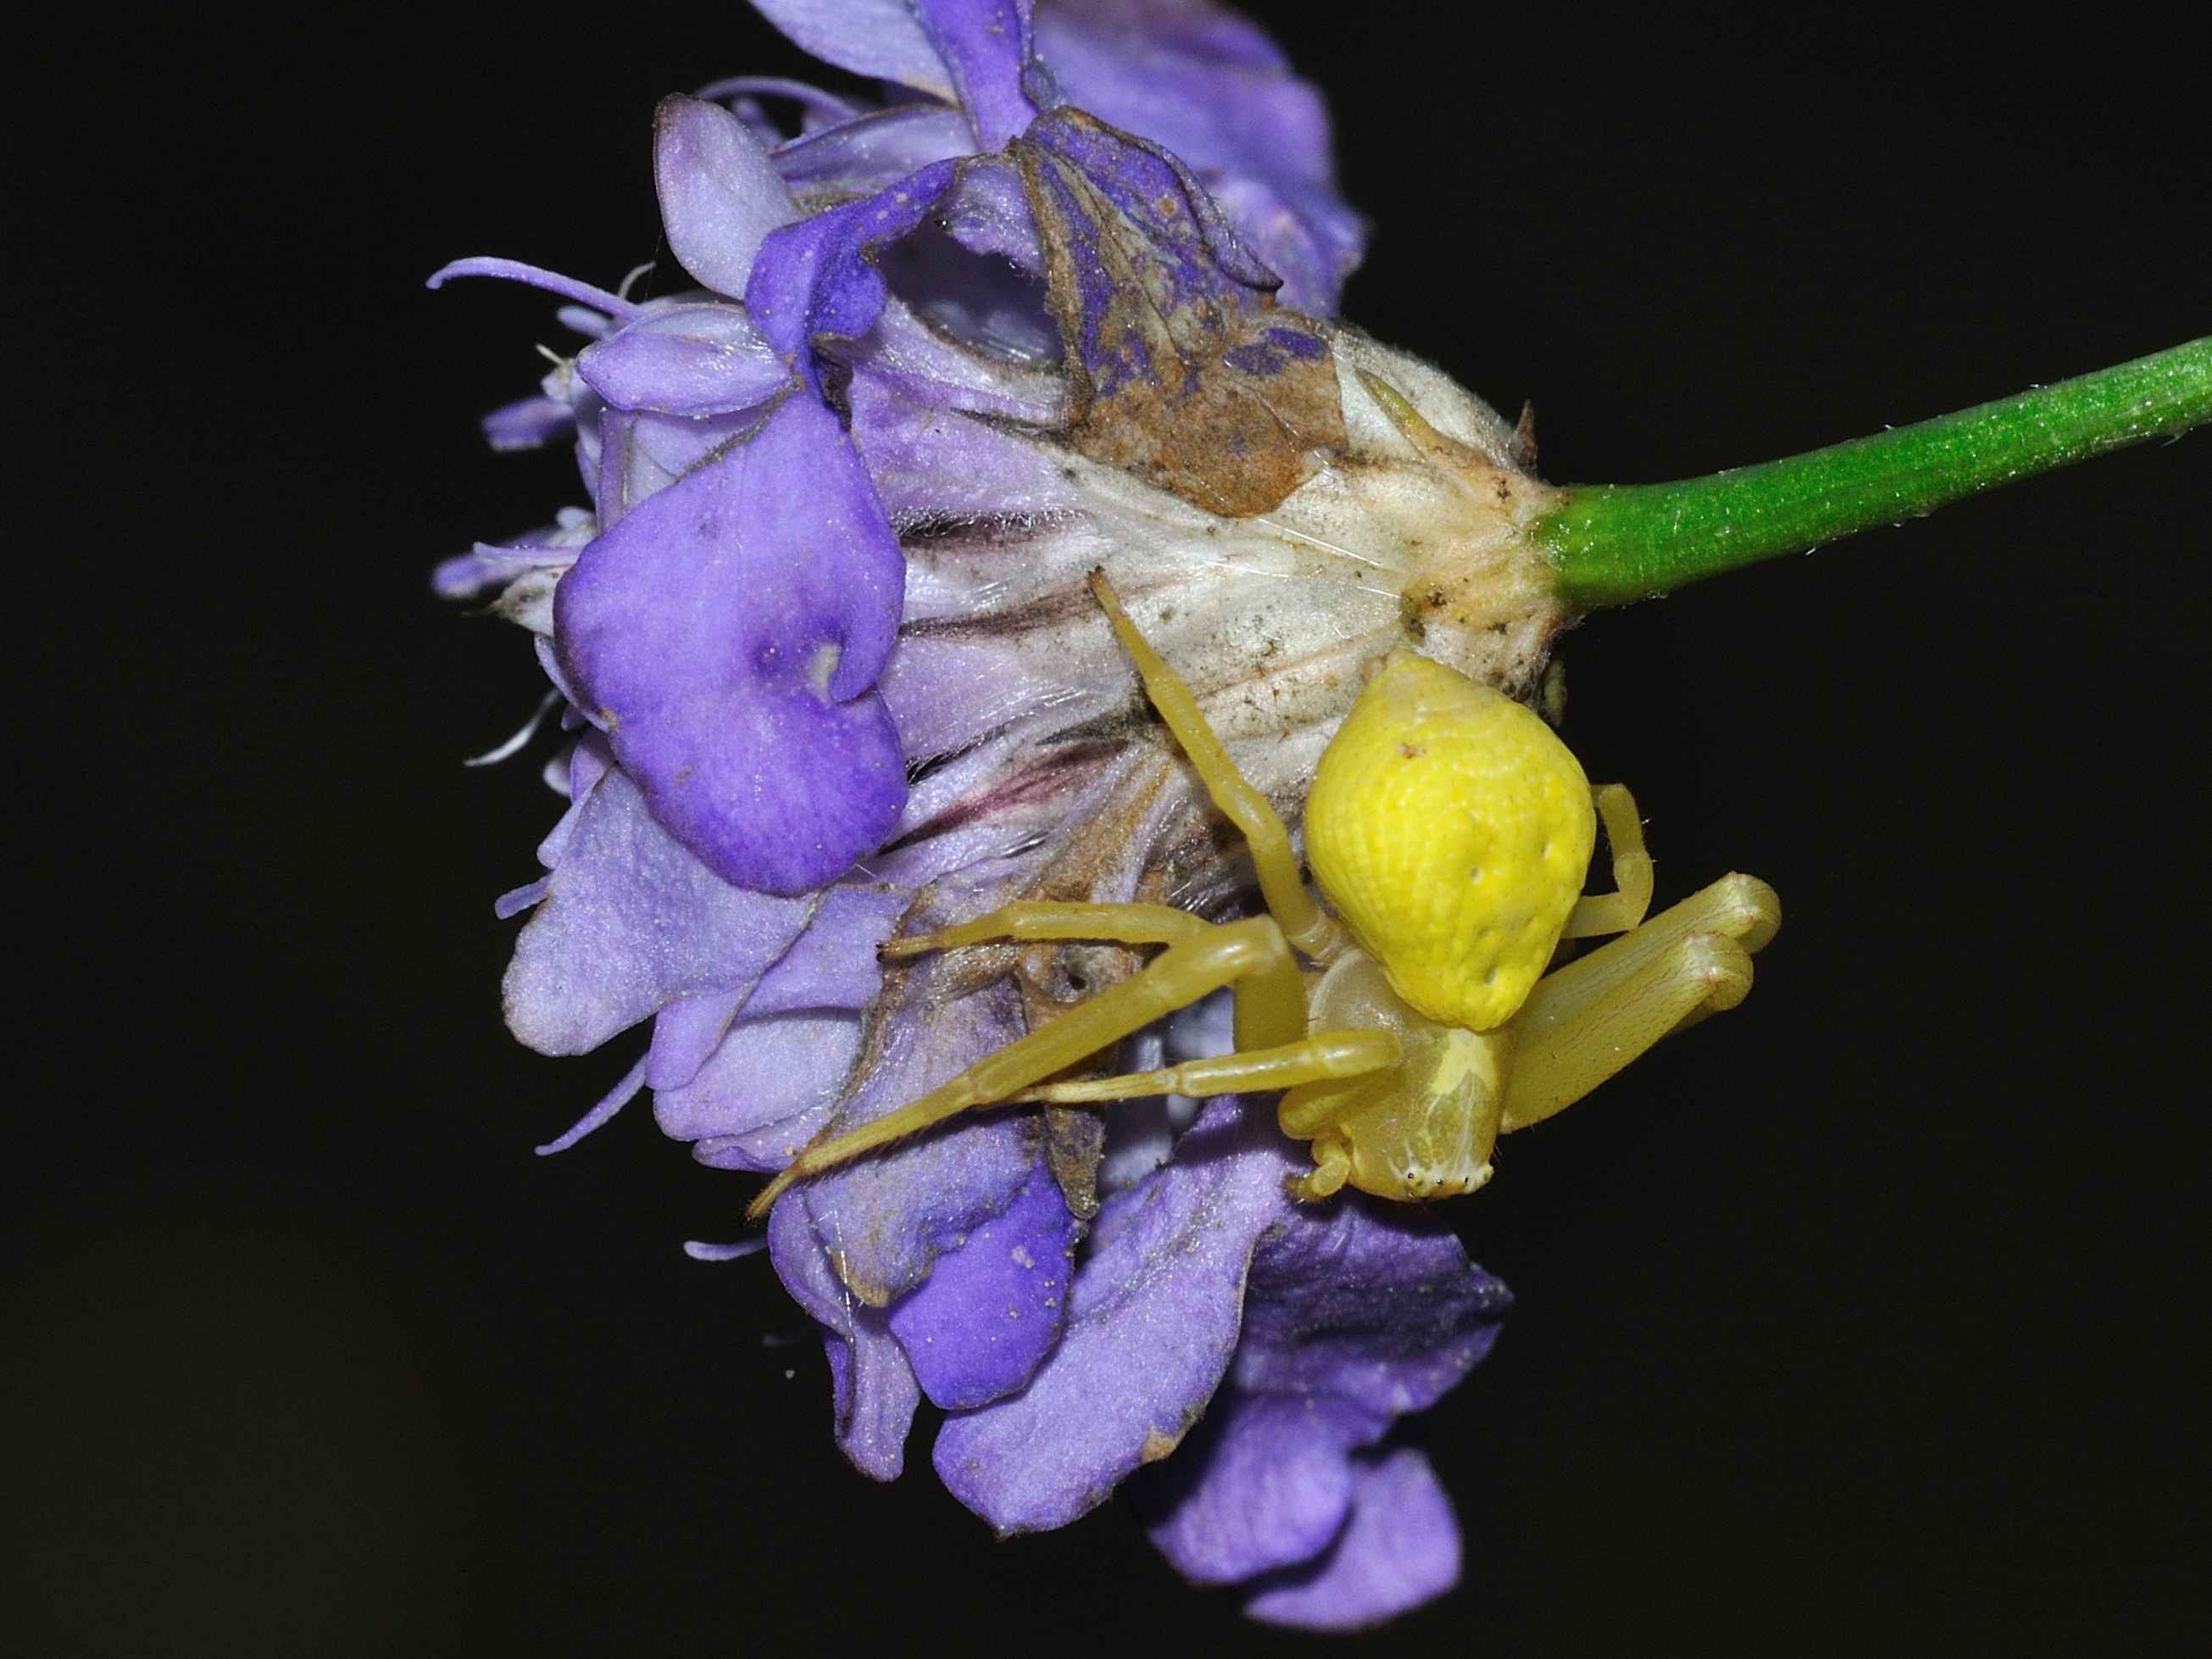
xmin=437 ymin=0 xmax=1565 ymax=1628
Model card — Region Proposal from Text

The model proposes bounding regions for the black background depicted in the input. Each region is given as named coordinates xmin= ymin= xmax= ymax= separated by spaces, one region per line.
xmin=10 ymin=2 xmax=2208 ymax=1653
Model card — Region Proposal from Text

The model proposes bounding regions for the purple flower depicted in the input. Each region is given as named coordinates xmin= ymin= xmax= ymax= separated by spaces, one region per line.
xmin=436 ymin=0 xmax=1563 ymax=1628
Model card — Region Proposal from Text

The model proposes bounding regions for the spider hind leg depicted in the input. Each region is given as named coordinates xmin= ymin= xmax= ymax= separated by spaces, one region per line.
xmin=748 ymin=909 xmax=1309 ymax=1217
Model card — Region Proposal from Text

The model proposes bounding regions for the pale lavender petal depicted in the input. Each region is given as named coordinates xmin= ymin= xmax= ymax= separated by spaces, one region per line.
xmin=691 ymin=74 xmax=862 ymax=131
xmin=934 ymin=155 xmax=1040 ymax=268
xmin=789 ymin=951 xmax=1037 ymax=1304
xmin=851 ymin=371 xmax=1075 ymax=523
xmin=647 ymin=886 xmax=903 ymax=1142
xmin=859 ymin=287 xmax=1059 ymax=417
xmin=657 ymin=1010 xmax=863 ymax=1163
xmin=574 ymin=303 xmax=790 ymax=416
xmin=748 ymin=0 xmax=956 ymax=102
xmin=653 ymin=95 xmax=802 ymax=298
xmin=771 ymin=104 xmax=975 ymax=202
xmin=681 ymin=1237 xmax=770 ymax=1261
xmin=1241 ymin=1449 xmax=1462 ymax=1631
xmin=568 ymin=403 xmax=604 ymax=499
xmin=866 ymin=804 xmax=1051 ymax=890
xmin=591 ymin=404 xmax=764 ymax=529
xmin=553 ymin=394 xmax=908 ymax=894
xmin=932 ymin=1099 xmax=1288 ymax=1533
xmin=501 ymin=765 xmax=814 ymax=1054
xmin=532 ymin=636 xmax=590 ymax=724
xmin=431 ymin=551 xmax=502 ymax=599
xmin=493 ymin=877 xmax=550 ymax=919
xmin=887 ymin=1162 xmax=1077 ymax=1409
xmin=868 ymin=737 xmax=1144 ymax=891
xmin=914 ymin=0 xmax=1038 ymax=150
xmin=874 ymin=635 xmax=1076 ymax=765
xmin=462 ymin=687 xmax=564 ymax=767
xmin=553 ymin=303 xmax=614 ymax=337
xmin=770 ymin=1196 xmax=920 ymax=1480
xmin=425 ymin=257 xmax=642 ymax=320
xmin=525 ymin=746 xmax=601 ymax=879
xmin=740 ymin=886 xmax=908 ymax=1016
xmin=434 ymin=540 xmax=570 ymax=600
xmin=482 ymin=394 xmax=575 ymax=452
xmin=644 ymin=984 xmax=749 ymax=1091
xmin=1142 ymin=1392 xmax=1372 ymax=1583
xmin=487 ymin=568 xmax=564 ymax=635
xmin=535 ymin=1052 xmax=649 ymax=1155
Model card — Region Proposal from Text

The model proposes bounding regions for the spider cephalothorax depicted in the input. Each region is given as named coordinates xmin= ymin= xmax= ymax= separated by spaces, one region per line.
xmin=748 ymin=569 xmax=1776 ymax=1219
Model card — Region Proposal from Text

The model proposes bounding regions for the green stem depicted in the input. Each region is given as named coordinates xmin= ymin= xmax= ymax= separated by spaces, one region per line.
xmin=1534 ymin=337 xmax=2211 ymax=609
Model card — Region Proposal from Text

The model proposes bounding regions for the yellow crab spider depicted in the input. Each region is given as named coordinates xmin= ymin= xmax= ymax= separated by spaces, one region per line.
xmin=748 ymin=573 xmax=1779 ymax=1218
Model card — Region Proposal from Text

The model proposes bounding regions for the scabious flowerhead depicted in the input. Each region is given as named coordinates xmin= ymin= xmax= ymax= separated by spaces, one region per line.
xmin=437 ymin=0 xmax=1564 ymax=1628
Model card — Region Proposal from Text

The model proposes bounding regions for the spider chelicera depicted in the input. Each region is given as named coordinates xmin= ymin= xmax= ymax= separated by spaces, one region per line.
xmin=748 ymin=571 xmax=1778 ymax=1218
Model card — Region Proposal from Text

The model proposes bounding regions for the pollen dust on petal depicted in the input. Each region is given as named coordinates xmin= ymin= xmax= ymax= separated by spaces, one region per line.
xmin=1139 ymin=1427 xmax=1181 ymax=1463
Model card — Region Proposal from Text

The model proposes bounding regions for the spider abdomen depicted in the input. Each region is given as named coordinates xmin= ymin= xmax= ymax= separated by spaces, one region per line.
xmin=1304 ymin=651 xmax=1596 ymax=1031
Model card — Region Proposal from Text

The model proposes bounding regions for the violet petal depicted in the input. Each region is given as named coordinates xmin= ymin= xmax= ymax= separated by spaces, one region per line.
xmin=886 ymin=1161 xmax=1077 ymax=1410
xmin=932 ymin=154 xmax=1042 ymax=269
xmin=433 ymin=538 xmax=572 ymax=601
xmin=1134 ymin=1197 xmax=1507 ymax=1589
xmin=914 ymin=0 xmax=1038 ymax=151
xmin=931 ymin=1098 xmax=1286 ymax=1534
xmin=425 ymin=257 xmax=641 ymax=320
xmin=553 ymin=393 xmax=908 ymax=894
xmin=1234 ymin=1196 xmax=1511 ymax=1417
xmin=743 ymin=159 xmax=960 ymax=381
xmin=873 ymin=634 xmax=1079 ymax=765
xmin=653 ymin=95 xmax=802 ymax=299
xmin=1241 ymin=1448 xmax=1462 ymax=1631
xmin=848 ymin=371 xmax=1075 ymax=523
xmin=1141 ymin=1391 xmax=1376 ymax=1584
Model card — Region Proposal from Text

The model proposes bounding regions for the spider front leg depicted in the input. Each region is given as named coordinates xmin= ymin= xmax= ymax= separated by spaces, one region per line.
xmin=1089 ymin=571 xmax=1348 ymax=964
xmin=747 ymin=905 xmax=1324 ymax=1218
xmin=1501 ymin=872 xmax=1781 ymax=1133
xmin=1560 ymin=782 xmax=1657 ymax=940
